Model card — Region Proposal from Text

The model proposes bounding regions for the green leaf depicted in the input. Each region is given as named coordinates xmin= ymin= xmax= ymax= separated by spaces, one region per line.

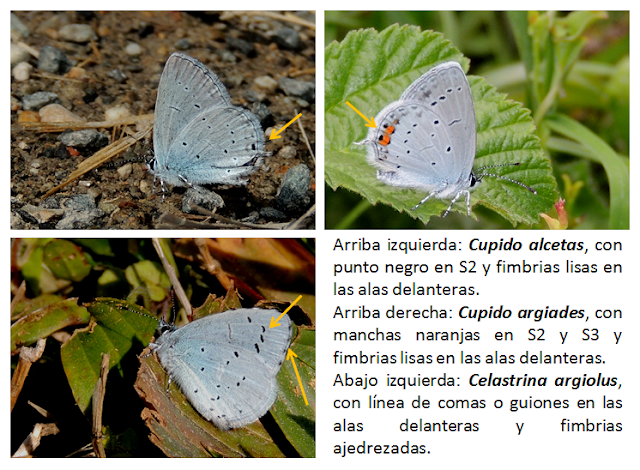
xmin=73 ymin=239 xmax=115 ymax=257
xmin=125 ymin=260 xmax=171 ymax=302
xmin=11 ymin=298 xmax=90 ymax=352
xmin=42 ymin=239 xmax=92 ymax=282
xmin=20 ymin=239 xmax=70 ymax=295
xmin=273 ymin=328 xmax=315 ymax=457
xmin=60 ymin=298 xmax=158 ymax=413
xmin=325 ymin=25 xmax=557 ymax=226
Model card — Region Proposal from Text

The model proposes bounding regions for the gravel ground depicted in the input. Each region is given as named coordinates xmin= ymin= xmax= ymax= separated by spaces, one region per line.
xmin=11 ymin=11 xmax=315 ymax=229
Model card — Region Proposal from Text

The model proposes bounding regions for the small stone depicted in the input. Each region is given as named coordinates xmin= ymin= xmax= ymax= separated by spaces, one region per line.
xmin=38 ymin=45 xmax=73 ymax=73
xmin=243 ymin=89 xmax=265 ymax=103
xmin=58 ymin=129 xmax=109 ymax=150
xmin=272 ymin=27 xmax=302 ymax=51
xmin=174 ymin=38 xmax=191 ymax=50
xmin=260 ymin=206 xmax=287 ymax=220
xmin=140 ymin=180 xmax=152 ymax=195
xmin=278 ymin=77 xmax=315 ymax=102
xmin=11 ymin=13 xmax=30 ymax=40
xmin=22 ymin=92 xmax=61 ymax=111
xmin=276 ymin=164 xmax=311 ymax=212
xmin=182 ymin=187 xmax=224 ymax=214
xmin=67 ymin=66 xmax=89 ymax=79
xmin=225 ymin=36 xmax=256 ymax=57
xmin=11 ymin=211 xmax=25 ymax=229
xmin=13 ymin=62 xmax=32 ymax=81
xmin=254 ymin=75 xmax=278 ymax=92
xmin=117 ymin=163 xmax=133 ymax=179
xmin=20 ymin=203 xmax=64 ymax=224
xmin=277 ymin=145 xmax=297 ymax=159
xmin=217 ymin=49 xmax=237 ymax=63
xmin=125 ymin=42 xmax=142 ymax=56
xmin=107 ymin=68 xmax=127 ymax=83
xmin=39 ymin=103 xmax=84 ymax=122
xmin=104 ymin=106 xmax=132 ymax=121
xmin=10 ymin=43 xmax=31 ymax=67
xmin=87 ymin=187 xmax=101 ymax=199
xmin=56 ymin=195 xmax=104 ymax=229
xmin=58 ymin=24 xmax=98 ymax=43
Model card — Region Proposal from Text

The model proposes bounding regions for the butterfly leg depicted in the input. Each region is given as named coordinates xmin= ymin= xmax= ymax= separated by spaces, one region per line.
xmin=411 ymin=191 xmax=436 ymax=211
xmin=178 ymin=174 xmax=193 ymax=188
xmin=442 ymin=190 xmax=467 ymax=218
xmin=465 ymin=190 xmax=472 ymax=216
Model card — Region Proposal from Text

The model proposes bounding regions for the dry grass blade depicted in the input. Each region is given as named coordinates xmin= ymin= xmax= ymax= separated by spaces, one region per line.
xmin=225 ymin=11 xmax=316 ymax=30
xmin=91 ymin=353 xmax=110 ymax=458
xmin=12 ymin=422 xmax=60 ymax=457
xmin=11 ymin=339 xmax=46 ymax=411
xmin=42 ymin=126 xmax=152 ymax=199
xmin=152 ymin=238 xmax=192 ymax=318
xmin=295 ymin=108 xmax=315 ymax=162
xmin=17 ymin=114 xmax=153 ymax=133
xmin=286 ymin=203 xmax=315 ymax=230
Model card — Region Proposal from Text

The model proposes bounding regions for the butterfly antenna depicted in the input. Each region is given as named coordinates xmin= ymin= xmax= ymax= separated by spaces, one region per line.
xmin=476 ymin=163 xmax=537 ymax=194
xmin=170 ymin=288 xmax=178 ymax=325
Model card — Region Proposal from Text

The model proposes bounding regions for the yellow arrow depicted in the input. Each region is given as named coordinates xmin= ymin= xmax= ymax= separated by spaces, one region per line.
xmin=346 ymin=101 xmax=376 ymax=128
xmin=270 ymin=295 xmax=302 ymax=328
xmin=286 ymin=349 xmax=309 ymax=405
xmin=269 ymin=113 xmax=302 ymax=140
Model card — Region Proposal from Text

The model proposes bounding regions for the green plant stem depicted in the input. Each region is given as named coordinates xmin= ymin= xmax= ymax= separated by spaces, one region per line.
xmin=545 ymin=113 xmax=629 ymax=229
xmin=335 ymin=199 xmax=372 ymax=229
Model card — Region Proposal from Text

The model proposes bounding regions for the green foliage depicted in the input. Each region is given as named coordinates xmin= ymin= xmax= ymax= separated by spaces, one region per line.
xmin=325 ymin=25 xmax=557 ymax=226
xmin=325 ymin=11 xmax=629 ymax=229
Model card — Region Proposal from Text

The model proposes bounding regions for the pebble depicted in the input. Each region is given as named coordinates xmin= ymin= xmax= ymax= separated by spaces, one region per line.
xmin=39 ymin=103 xmax=84 ymax=122
xmin=125 ymin=43 xmax=142 ymax=56
xmin=22 ymin=92 xmax=61 ymax=111
xmin=278 ymin=77 xmax=315 ymax=102
xmin=13 ymin=62 xmax=32 ymax=81
xmin=139 ymin=180 xmax=152 ymax=195
xmin=11 ymin=13 xmax=30 ymax=40
xmin=87 ymin=187 xmax=102 ymax=199
xmin=56 ymin=195 xmax=105 ymax=229
xmin=104 ymin=106 xmax=132 ymax=121
xmin=58 ymin=24 xmax=98 ymax=43
xmin=277 ymin=145 xmax=297 ymax=159
xmin=243 ymin=89 xmax=265 ymax=103
xmin=217 ymin=49 xmax=237 ymax=63
xmin=10 ymin=43 xmax=31 ymax=67
xmin=276 ymin=164 xmax=311 ymax=212
xmin=272 ymin=27 xmax=302 ymax=51
xmin=57 ymin=129 xmax=108 ymax=150
xmin=67 ymin=67 xmax=89 ymax=79
xmin=182 ymin=187 xmax=225 ymax=214
xmin=260 ymin=206 xmax=288 ymax=220
xmin=254 ymin=75 xmax=278 ymax=92
xmin=174 ymin=38 xmax=191 ymax=50
xmin=107 ymin=69 xmax=127 ymax=83
xmin=117 ymin=163 xmax=133 ymax=179
xmin=38 ymin=45 xmax=73 ymax=74
xmin=225 ymin=36 xmax=256 ymax=57
xmin=19 ymin=204 xmax=64 ymax=225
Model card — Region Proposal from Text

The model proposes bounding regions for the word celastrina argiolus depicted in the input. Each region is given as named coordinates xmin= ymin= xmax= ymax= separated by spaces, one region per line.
xmin=148 ymin=308 xmax=292 ymax=430
xmin=357 ymin=61 xmax=536 ymax=218
xmin=149 ymin=52 xmax=266 ymax=194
